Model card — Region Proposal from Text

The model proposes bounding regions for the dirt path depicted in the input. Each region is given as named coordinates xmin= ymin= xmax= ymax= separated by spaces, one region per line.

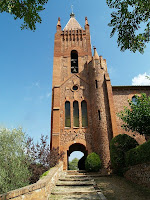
xmin=95 ymin=175 xmax=150 ymax=200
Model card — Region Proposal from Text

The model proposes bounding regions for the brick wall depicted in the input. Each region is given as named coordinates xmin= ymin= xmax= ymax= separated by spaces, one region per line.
xmin=0 ymin=162 xmax=63 ymax=200
xmin=112 ymin=86 xmax=150 ymax=144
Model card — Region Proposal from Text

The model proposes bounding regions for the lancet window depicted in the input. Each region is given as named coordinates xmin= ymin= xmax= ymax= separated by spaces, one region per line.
xmin=81 ymin=100 xmax=88 ymax=127
xmin=73 ymin=101 xmax=79 ymax=127
xmin=65 ymin=101 xmax=71 ymax=127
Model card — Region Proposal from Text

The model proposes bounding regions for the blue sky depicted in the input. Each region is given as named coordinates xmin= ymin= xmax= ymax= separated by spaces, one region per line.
xmin=0 ymin=0 xmax=150 ymax=160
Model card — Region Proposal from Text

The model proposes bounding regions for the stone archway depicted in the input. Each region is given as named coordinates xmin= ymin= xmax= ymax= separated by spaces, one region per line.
xmin=67 ymin=143 xmax=88 ymax=170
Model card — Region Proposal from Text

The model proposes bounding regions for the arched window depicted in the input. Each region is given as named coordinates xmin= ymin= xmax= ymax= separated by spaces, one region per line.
xmin=65 ymin=101 xmax=71 ymax=127
xmin=73 ymin=101 xmax=79 ymax=127
xmin=81 ymin=100 xmax=88 ymax=127
xmin=132 ymin=96 xmax=137 ymax=105
xmin=71 ymin=50 xmax=78 ymax=73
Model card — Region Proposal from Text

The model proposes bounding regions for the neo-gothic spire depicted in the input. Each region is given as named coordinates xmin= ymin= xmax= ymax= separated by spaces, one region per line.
xmin=64 ymin=13 xmax=83 ymax=31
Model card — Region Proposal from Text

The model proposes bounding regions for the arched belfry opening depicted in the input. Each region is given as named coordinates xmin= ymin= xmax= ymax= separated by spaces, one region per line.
xmin=67 ymin=143 xmax=88 ymax=170
xmin=71 ymin=50 xmax=78 ymax=73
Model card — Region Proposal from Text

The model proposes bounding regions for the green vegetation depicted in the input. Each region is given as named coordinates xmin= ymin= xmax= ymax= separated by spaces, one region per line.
xmin=0 ymin=128 xmax=64 ymax=194
xmin=68 ymin=158 xmax=79 ymax=170
xmin=40 ymin=169 xmax=50 ymax=178
xmin=85 ymin=152 xmax=101 ymax=172
xmin=107 ymin=0 xmax=150 ymax=53
xmin=0 ymin=127 xmax=30 ymax=194
xmin=110 ymin=134 xmax=138 ymax=175
xmin=126 ymin=140 xmax=150 ymax=166
xmin=118 ymin=93 xmax=150 ymax=137
xmin=26 ymin=135 xmax=64 ymax=184
xmin=0 ymin=0 xmax=48 ymax=30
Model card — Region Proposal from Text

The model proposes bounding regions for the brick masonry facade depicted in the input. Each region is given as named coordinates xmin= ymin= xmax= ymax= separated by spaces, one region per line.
xmin=50 ymin=15 xmax=150 ymax=170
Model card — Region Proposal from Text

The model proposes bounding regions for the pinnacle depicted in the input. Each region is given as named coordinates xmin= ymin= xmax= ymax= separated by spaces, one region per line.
xmin=93 ymin=47 xmax=99 ymax=60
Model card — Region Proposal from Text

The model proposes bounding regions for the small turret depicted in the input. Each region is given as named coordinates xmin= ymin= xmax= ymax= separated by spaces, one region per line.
xmin=57 ymin=17 xmax=61 ymax=32
xmin=85 ymin=17 xmax=89 ymax=26
xmin=85 ymin=17 xmax=89 ymax=32
xmin=93 ymin=47 xmax=99 ymax=60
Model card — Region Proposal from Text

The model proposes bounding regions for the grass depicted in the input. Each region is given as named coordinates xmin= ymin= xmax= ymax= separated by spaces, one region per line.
xmin=95 ymin=175 xmax=150 ymax=200
xmin=40 ymin=170 xmax=50 ymax=179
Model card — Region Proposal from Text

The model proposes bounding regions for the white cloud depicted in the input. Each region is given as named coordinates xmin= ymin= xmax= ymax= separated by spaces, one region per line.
xmin=132 ymin=73 xmax=150 ymax=85
xmin=33 ymin=81 xmax=40 ymax=88
xmin=46 ymin=92 xmax=51 ymax=98
xmin=25 ymin=81 xmax=40 ymax=89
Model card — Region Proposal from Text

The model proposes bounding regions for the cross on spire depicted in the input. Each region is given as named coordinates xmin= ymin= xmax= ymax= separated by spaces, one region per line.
xmin=71 ymin=5 xmax=73 ymax=14
xmin=70 ymin=5 xmax=75 ymax=18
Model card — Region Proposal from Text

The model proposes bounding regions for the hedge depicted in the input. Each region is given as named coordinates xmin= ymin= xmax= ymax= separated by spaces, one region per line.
xmin=85 ymin=152 xmax=101 ymax=172
xmin=125 ymin=140 xmax=150 ymax=166
xmin=110 ymin=134 xmax=138 ymax=175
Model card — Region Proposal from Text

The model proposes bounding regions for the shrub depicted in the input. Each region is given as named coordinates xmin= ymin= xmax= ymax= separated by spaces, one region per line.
xmin=26 ymin=135 xmax=64 ymax=184
xmin=125 ymin=140 xmax=150 ymax=166
xmin=110 ymin=134 xmax=138 ymax=175
xmin=85 ymin=152 xmax=101 ymax=172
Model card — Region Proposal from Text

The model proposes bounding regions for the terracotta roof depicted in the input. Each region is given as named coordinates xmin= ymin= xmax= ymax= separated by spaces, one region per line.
xmin=112 ymin=85 xmax=150 ymax=90
xmin=64 ymin=14 xmax=83 ymax=31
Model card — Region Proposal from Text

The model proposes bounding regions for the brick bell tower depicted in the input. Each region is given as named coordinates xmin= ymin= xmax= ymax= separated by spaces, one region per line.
xmin=50 ymin=13 xmax=118 ymax=170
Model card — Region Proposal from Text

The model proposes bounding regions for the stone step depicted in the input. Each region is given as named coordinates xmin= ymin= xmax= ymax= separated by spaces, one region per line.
xmin=49 ymin=171 xmax=107 ymax=200
xmin=51 ymin=190 xmax=97 ymax=196
xmin=56 ymin=180 xmax=94 ymax=186
xmin=66 ymin=170 xmax=87 ymax=175
xmin=49 ymin=193 xmax=101 ymax=200
xmin=51 ymin=185 xmax=96 ymax=195
xmin=65 ymin=174 xmax=108 ymax=178
xmin=59 ymin=178 xmax=93 ymax=182
xmin=67 ymin=170 xmax=86 ymax=173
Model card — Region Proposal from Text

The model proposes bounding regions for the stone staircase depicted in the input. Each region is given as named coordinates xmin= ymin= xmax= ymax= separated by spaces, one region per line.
xmin=49 ymin=170 xmax=107 ymax=200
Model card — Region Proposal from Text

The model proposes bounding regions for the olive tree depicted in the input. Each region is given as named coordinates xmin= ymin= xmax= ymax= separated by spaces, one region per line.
xmin=0 ymin=127 xmax=30 ymax=194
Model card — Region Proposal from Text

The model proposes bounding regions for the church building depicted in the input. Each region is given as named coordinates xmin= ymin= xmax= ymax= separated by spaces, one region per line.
xmin=50 ymin=13 xmax=150 ymax=170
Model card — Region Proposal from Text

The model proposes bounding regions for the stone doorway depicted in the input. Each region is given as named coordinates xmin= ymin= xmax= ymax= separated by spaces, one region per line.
xmin=67 ymin=143 xmax=88 ymax=170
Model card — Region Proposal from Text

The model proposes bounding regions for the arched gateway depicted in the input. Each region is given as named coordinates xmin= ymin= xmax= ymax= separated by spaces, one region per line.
xmin=67 ymin=143 xmax=88 ymax=170
xmin=50 ymin=13 xmax=119 ymax=170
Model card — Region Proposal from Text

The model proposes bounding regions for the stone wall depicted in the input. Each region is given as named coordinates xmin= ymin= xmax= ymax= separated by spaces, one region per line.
xmin=124 ymin=162 xmax=150 ymax=189
xmin=0 ymin=162 xmax=63 ymax=200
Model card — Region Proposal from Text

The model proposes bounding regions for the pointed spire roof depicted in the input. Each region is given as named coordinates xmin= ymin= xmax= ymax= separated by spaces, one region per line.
xmin=64 ymin=13 xmax=83 ymax=31
xmin=93 ymin=47 xmax=99 ymax=60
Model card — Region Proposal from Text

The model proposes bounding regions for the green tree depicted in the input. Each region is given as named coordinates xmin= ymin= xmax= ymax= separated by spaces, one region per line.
xmin=110 ymin=134 xmax=138 ymax=175
xmin=118 ymin=93 xmax=150 ymax=136
xmin=106 ymin=0 xmax=150 ymax=53
xmin=85 ymin=152 xmax=101 ymax=172
xmin=69 ymin=158 xmax=79 ymax=170
xmin=0 ymin=127 xmax=30 ymax=194
xmin=0 ymin=0 xmax=48 ymax=30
